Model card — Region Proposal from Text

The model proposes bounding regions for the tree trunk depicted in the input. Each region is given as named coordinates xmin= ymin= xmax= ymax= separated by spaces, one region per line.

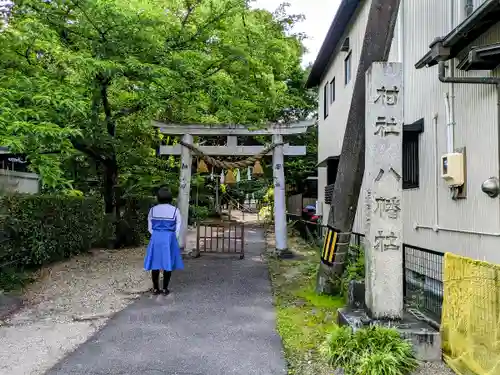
xmin=103 ymin=157 xmax=124 ymax=248
xmin=103 ymin=160 xmax=117 ymax=215
xmin=317 ymin=0 xmax=401 ymax=294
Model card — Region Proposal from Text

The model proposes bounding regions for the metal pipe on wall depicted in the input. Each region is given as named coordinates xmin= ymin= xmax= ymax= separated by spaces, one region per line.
xmin=397 ymin=0 xmax=404 ymax=63
xmin=444 ymin=93 xmax=454 ymax=153
xmin=433 ymin=114 xmax=440 ymax=231
xmin=446 ymin=0 xmax=456 ymax=154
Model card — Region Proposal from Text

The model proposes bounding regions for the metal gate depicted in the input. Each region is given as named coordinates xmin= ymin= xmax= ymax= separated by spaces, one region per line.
xmin=196 ymin=222 xmax=245 ymax=259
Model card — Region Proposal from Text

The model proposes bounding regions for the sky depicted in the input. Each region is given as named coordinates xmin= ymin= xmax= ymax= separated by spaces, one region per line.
xmin=251 ymin=0 xmax=341 ymax=66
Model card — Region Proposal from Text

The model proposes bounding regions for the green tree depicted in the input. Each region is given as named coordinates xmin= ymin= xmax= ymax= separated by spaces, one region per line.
xmin=1 ymin=0 xmax=315 ymax=247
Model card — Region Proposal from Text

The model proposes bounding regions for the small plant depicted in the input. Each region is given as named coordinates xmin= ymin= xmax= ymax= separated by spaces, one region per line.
xmin=339 ymin=245 xmax=365 ymax=296
xmin=190 ymin=205 xmax=210 ymax=222
xmin=321 ymin=325 xmax=419 ymax=375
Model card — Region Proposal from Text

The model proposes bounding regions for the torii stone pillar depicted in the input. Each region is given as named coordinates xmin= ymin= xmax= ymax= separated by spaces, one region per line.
xmin=272 ymin=133 xmax=289 ymax=256
xmin=153 ymin=121 xmax=314 ymax=257
xmin=177 ymin=134 xmax=193 ymax=251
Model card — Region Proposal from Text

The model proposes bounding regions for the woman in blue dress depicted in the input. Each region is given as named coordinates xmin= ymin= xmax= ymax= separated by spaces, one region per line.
xmin=144 ymin=188 xmax=184 ymax=295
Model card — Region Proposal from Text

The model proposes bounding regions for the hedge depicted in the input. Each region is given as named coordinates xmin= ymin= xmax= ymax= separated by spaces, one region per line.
xmin=0 ymin=193 xmax=161 ymax=270
xmin=0 ymin=194 xmax=104 ymax=269
xmin=117 ymin=196 xmax=156 ymax=247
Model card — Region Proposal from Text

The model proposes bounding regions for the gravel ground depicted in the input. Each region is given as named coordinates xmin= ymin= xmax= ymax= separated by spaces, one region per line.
xmin=332 ymin=362 xmax=455 ymax=374
xmin=412 ymin=361 xmax=455 ymax=375
xmin=0 ymin=246 xmax=151 ymax=375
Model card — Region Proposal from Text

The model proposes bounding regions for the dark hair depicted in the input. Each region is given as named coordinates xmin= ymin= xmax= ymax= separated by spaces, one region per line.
xmin=157 ymin=187 xmax=173 ymax=204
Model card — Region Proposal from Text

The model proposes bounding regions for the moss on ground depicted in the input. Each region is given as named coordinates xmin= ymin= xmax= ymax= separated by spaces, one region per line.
xmin=267 ymin=234 xmax=343 ymax=375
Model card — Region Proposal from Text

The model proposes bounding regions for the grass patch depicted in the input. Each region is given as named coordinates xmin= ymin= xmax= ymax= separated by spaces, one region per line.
xmin=267 ymin=234 xmax=344 ymax=374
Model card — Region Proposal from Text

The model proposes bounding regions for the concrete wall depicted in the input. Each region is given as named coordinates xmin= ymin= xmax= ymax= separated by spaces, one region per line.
xmin=317 ymin=0 xmax=500 ymax=263
xmin=0 ymin=170 xmax=40 ymax=194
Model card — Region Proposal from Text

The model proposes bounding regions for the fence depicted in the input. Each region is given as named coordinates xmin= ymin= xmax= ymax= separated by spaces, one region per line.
xmin=403 ymin=244 xmax=444 ymax=324
xmin=287 ymin=214 xmax=324 ymax=245
xmin=196 ymin=221 xmax=245 ymax=259
xmin=286 ymin=219 xmax=447 ymax=324
xmin=287 ymin=215 xmax=364 ymax=250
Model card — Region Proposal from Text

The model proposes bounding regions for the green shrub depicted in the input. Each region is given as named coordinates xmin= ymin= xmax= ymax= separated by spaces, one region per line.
xmin=93 ymin=213 xmax=116 ymax=248
xmin=118 ymin=195 xmax=155 ymax=247
xmin=341 ymin=245 xmax=365 ymax=297
xmin=189 ymin=205 xmax=210 ymax=224
xmin=0 ymin=194 xmax=103 ymax=268
xmin=321 ymin=325 xmax=418 ymax=375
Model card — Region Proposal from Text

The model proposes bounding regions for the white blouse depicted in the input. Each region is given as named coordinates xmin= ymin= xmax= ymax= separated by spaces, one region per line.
xmin=147 ymin=204 xmax=182 ymax=239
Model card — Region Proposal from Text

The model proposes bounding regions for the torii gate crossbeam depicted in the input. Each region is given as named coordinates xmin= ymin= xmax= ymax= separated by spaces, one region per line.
xmin=154 ymin=121 xmax=315 ymax=258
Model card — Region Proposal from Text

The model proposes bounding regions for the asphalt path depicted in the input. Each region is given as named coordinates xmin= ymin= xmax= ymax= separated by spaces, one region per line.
xmin=45 ymin=227 xmax=286 ymax=375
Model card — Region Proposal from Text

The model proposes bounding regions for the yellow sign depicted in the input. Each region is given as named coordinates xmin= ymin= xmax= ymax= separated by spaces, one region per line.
xmin=321 ymin=227 xmax=338 ymax=266
xmin=441 ymin=252 xmax=500 ymax=375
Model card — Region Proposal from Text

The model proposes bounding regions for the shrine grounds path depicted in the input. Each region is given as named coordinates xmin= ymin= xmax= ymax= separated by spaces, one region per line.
xmin=45 ymin=226 xmax=287 ymax=375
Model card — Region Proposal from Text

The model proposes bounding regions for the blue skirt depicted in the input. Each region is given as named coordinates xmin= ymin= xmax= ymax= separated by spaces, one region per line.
xmin=144 ymin=230 xmax=184 ymax=271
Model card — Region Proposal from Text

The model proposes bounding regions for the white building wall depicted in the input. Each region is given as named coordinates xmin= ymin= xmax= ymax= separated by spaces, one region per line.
xmin=317 ymin=0 xmax=401 ymax=231
xmin=401 ymin=0 xmax=500 ymax=263
xmin=317 ymin=0 xmax=500 ymax=263
xmin=317 ymin=0 xmax=371 ymax=226
xmin=0 ymin=170 xmax=40 ymax=194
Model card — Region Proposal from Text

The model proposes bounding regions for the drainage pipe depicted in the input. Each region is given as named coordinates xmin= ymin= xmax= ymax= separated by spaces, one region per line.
xmin=397 ymin=1 xmax=404 ymax=63
xmin=433 ymin=114 xmax=440 ymax=231
xmin=444 ymin=93 xmax=454 ymax=153
xmin=446 ymin=0 xmax=456 ymax=154
xmin=438 ymin=61 xmax=500 ymax=86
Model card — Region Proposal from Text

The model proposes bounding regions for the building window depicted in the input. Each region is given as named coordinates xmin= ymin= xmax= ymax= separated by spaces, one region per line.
xmin=324 ymin=158 xmax=339 ymax=205
xmin=403 ymin=119 xmax=424 ymax=189
xmin=323 ymin=81 xmax=329 ymax=119
xmin=344 ymin=52 xmax=352 ymax=85
xmin=330 ymin=78 xmax=336 ymax=104
xmin=327 ymin=158 xmax=339 ymax=186
xmin=465 ymin=0 xmax=473 ymax=17
xmin=0 ymin=154 xmax=29 ymax=173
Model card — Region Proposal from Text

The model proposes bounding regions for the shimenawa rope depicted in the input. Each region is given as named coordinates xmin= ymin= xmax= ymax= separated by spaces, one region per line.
xmin=178 ymin=140 xmax=283 ymax=170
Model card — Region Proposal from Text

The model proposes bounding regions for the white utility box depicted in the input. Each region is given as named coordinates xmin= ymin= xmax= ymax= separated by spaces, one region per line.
xmin=315 ymin=201 xmax=323 ymax=216
xmin=441 ymin=152 xmax=465 ymax=187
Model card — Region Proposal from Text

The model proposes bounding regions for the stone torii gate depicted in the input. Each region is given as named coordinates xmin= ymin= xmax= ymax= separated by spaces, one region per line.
xmin=153 ymin=120 xmax=314 ymax=257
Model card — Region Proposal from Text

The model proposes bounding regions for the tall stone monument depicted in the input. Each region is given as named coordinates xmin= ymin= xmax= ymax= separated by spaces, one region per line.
xmin=339 ymin=63 xmax=442 ymax=362
xmin=364 ymin=62 xmax=403 ymax=320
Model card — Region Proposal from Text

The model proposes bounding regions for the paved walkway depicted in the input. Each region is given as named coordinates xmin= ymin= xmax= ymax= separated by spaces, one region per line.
xmin=46 ymin=227 xmax=286 ymax=375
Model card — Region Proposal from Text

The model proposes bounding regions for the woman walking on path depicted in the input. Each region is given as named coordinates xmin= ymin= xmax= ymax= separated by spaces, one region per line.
xmin=144 ymin=188 xmax=184 ymax=295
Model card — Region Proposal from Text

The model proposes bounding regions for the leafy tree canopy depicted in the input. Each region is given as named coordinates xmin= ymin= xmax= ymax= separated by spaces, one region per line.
xmin=1 ymin=0 xmax=312 ymax=193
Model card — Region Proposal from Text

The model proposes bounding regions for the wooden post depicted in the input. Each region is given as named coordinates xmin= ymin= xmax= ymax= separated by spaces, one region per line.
xmin=317 ymin=0 xmax=402 ymax=294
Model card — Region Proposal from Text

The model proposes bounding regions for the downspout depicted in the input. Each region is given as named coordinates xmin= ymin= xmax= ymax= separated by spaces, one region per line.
xmin=444 ymin=92 xmax=454 ymax=153
xmin=397 ymin=1 xmax=403 ymax=63
xmin=446 ymin=0 xmax=456 ymax=154
xmin=414 ymin=62 xmax=500 ymax=236
xmin=433 ymin=114 xmax=439 ymax=231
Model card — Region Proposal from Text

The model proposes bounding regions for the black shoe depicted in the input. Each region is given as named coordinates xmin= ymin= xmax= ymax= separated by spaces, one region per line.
xmin=151 ymin=288 xmax=161 ymax=295
xmin=162 ymin=289 xmax=170 ymax=296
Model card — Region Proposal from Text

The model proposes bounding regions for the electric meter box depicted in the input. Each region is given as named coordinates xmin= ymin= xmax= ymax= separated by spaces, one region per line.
xmin=441 ymin=152 xmax=464 ymax=187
